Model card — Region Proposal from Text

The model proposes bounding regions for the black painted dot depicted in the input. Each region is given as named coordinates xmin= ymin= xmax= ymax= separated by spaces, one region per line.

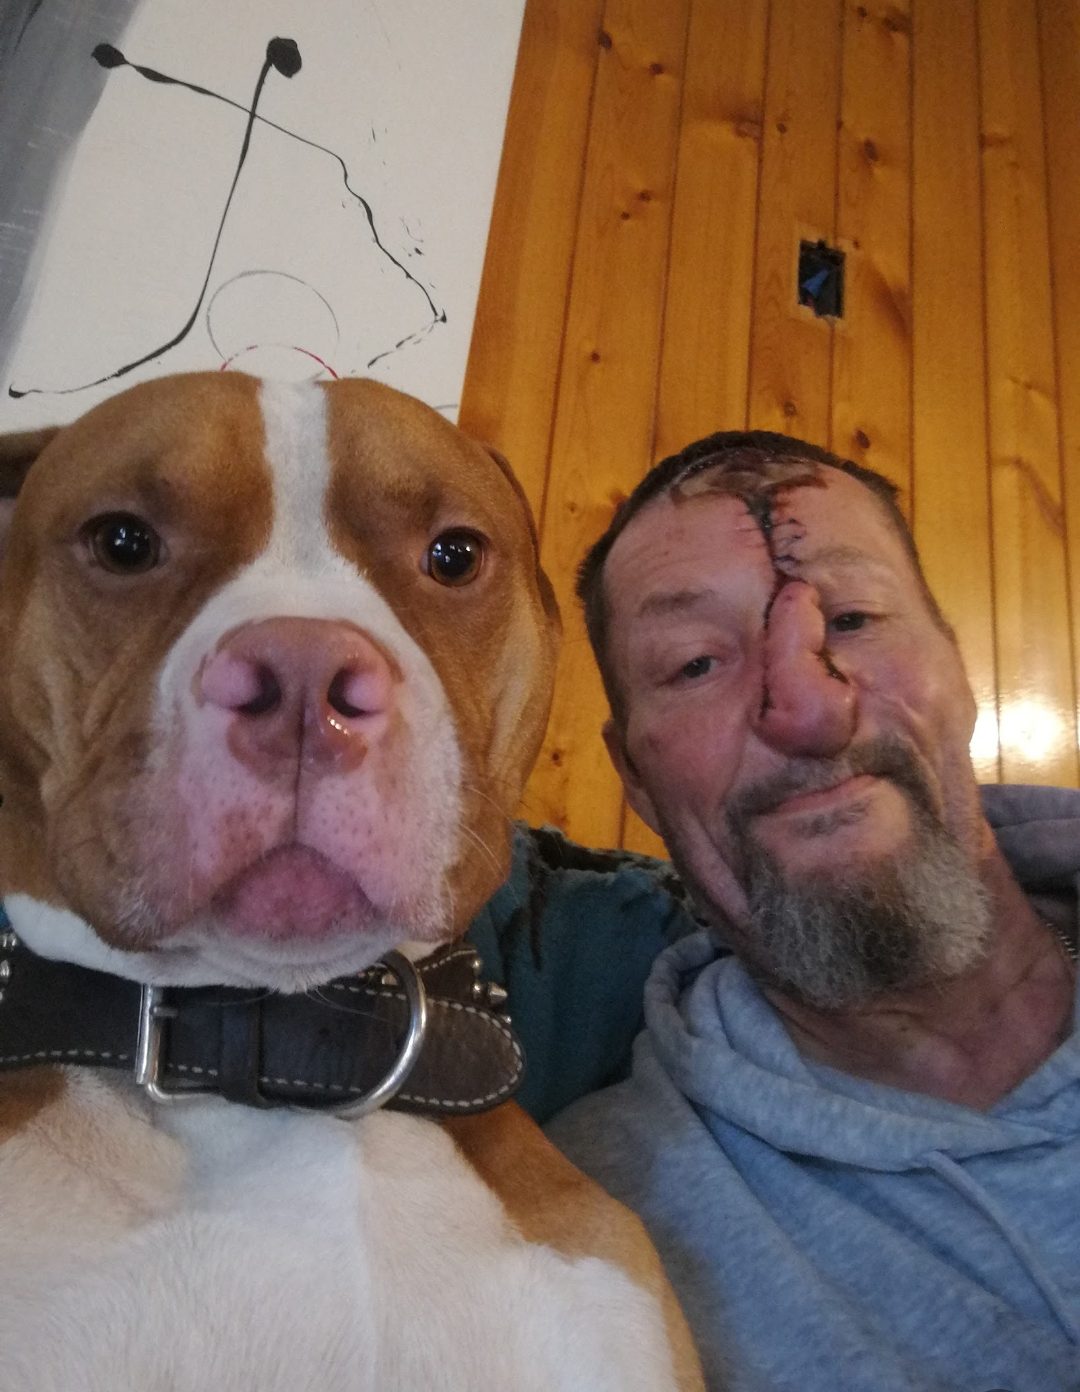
xmin=267 ymin=38 xmax=301 ymax=78
xmin=92 ymin=43 xmax=124 ymax=68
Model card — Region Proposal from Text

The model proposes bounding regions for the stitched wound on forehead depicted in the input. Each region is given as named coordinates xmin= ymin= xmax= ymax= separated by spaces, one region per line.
xmin=670 ymin=452 xmax=828 ymax=560
xmin=671 ymin=454 xmax=851 ymax=726
xmin=669 ymin=452 xmax=824 ymax=506
xmin=669 ymin=452 xmax=827 ymax=589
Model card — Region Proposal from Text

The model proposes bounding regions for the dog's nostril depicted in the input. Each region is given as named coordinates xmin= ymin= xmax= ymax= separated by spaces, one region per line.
xmin=327 ymin=670 xmax=367 ymax=719
xmin=239 ymin=665 xmax=282 ymax=717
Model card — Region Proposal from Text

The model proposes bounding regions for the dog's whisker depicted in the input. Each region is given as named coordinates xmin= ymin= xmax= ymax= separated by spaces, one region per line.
xmin=462 ymin=781 xmax=515 ymax=821
xmin=460 ymin=823 xmax=503 ymax=878
xmin=306 ymin=986 xmax=396 ymax=1024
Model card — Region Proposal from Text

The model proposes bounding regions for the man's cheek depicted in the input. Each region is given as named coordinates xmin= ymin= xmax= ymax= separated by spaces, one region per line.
xmin=635 ymin=716 xmax=708 ymax=785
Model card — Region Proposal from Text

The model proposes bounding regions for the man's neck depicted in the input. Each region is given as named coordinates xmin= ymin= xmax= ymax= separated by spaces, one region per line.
xmin=762 ymin=851 xmax=1076 ymax=1110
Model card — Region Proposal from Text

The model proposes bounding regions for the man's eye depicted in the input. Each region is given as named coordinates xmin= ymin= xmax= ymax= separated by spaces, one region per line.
xmin=679 ymin=656 xmax=714 ymax=680
xmin=830 ymin=611 xmax=868 ymax=633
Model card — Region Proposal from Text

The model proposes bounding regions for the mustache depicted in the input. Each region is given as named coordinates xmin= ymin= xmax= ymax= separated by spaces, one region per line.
xmin=728 ymin=736 xmax=936 ymax=829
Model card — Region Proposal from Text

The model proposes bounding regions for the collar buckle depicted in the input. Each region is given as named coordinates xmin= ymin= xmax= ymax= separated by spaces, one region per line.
xmin=135 ymin=984 xmax=207 ymax=1102
xmin=134 ymin=950 xmax=430 ymax=1116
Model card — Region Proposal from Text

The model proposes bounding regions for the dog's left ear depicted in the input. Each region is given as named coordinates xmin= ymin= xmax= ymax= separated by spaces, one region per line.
xmin=480 ymin=443 xmax=560 ymax=629
xmin=0 ymin=427 xmax=59 ymax=565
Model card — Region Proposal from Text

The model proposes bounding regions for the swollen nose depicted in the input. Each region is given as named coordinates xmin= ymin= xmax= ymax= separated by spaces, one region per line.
xmin=753 ymin=579 xmax=857 ymax=757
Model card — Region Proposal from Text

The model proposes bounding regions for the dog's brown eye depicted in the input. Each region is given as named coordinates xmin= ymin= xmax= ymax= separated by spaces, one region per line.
xmin=85 ymin=513 xmax=163 ymax=574
xmin=426 ymin=530 xmax=484 ymax=587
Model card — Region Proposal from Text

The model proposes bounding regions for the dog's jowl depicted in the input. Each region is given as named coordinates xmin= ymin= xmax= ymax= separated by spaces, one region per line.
xmin=0 ymin=374 xmax=702 ymax=1392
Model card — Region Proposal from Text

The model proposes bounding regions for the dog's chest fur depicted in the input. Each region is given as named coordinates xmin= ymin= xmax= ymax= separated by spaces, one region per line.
xmin=1 ymin=1071 xmax=667 ymax=1392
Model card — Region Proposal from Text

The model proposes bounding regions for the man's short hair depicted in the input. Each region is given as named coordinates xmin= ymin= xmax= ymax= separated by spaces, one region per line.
xmin=576 ymin=429 xmax=951 ymax=724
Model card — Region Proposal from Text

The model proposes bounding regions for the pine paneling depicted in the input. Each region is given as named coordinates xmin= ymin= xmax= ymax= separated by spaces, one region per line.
xmin=979 ymin=0 xmax=1077 ymax=786
xmin=748 ymin=0 xmax=843 ymax=442
xmin=1040 ymin=0 xmax=1080 ymax=786
xmin=831 ymin=0 xmax=912 ymax=494
xmin=651 ymin=0 xmax=769 ymax=461
xmin=458 ymin=0 xmax=606 ymax=516
xmin=462 ymin=0 xmax=1080 ymax=848
xmin=525 ymin=0 xmax=691 ymax=844
xmin=911 ymin=0 xmax=998 ymax=782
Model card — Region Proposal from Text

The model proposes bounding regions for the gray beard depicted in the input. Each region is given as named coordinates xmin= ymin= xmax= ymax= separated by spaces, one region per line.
xmin=706 ymin=737 xmax=990 ymax=1010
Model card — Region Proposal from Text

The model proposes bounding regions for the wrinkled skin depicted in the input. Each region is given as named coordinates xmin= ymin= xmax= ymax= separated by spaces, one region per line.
xmin=602 ymin=468 xmax=986 ymax=943
xmin=0 ymin=374 xmax=559 ymax=987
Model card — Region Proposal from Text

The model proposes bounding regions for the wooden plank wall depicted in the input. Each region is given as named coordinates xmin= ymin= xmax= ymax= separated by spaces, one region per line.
xmin=460 ymin=0 xmax=1080 ymax=853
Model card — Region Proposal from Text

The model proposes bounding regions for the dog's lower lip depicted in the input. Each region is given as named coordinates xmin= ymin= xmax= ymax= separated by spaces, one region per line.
xmin=212 ymin=845 xmax=373 ymax=943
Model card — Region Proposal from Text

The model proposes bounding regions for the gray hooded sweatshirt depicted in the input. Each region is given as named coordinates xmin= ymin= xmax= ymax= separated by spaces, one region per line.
xmin=547 ymin=786 xmax=1080 ymax=1391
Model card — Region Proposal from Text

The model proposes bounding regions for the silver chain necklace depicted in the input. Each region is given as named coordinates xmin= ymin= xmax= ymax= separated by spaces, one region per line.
xmin=1045 ymin=917 xmax=1079 ymax=964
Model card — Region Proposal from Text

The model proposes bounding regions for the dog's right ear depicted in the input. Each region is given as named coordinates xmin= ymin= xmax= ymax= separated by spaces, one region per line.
xmin=0 ymin=427 xmax=58 ymax=497
xmin=0 ymin=427 xmax=59 ymax=565
xmin=479 ymin=442 xmax=561 ymax=631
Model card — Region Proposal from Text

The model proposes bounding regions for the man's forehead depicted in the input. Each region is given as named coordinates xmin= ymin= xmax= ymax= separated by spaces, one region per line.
xmin=612 ymin=468 xmax=893 ymax=565
xmin=768 ymin=470 xmax=908 ymax=567
xmin=769 ymin=467 xmax=895 ymax=533
xmin=604 ymin=488 xmax=768 ymax=598
xmin=603 ymin=467 xmax=910 ymax=621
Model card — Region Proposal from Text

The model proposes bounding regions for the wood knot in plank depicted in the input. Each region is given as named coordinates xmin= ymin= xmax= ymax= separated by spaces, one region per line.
xmin=994 ymin=454 xmax=1065 ymax=536
xmin=734 ymin=116 xmax=763 ymax=141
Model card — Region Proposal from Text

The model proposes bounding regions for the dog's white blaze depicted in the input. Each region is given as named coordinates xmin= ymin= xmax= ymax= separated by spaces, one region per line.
xmin=258 ymin=378 xmax=337 ymax=572
xmin=156 ymin=378 xmax=460 ymax=951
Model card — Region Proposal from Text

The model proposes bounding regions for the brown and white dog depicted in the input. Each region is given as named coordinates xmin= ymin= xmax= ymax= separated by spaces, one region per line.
xmin=0 ymin=374 xmax=702 ymax=1392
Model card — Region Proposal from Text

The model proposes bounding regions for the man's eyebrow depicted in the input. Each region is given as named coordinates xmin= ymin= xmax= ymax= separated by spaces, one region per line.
xmin=635 ymin=588 xmax=717 ymax=621
xmin=781 ymin=542 xmax=889 ymax=573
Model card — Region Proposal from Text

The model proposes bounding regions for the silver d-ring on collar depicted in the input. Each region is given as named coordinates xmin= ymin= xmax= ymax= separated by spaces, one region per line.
xmin=135 ymin=949 xmax=429 ymax=1116
xmin=330 ymin=950 xmax=428 ymax=1118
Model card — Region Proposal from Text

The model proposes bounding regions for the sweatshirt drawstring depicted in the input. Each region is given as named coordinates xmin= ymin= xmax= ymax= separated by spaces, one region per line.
xmin=927 ymin=1151 xmax=1080 ymax=1344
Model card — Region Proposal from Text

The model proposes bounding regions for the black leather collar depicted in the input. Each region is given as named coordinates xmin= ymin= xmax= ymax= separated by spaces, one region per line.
xmin=0 ymin=930 xmax=523 ymax=1117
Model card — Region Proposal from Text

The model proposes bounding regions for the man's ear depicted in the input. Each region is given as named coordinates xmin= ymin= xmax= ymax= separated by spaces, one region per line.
xmin=602 ymin=718 xmax=663 ymax=838
xmin=0 ymin=427 xmax=59 ymax=564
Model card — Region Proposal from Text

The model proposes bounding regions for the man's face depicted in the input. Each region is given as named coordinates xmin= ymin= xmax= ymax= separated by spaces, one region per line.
xmin=603 ymin=467 xmax=990 ymax=1006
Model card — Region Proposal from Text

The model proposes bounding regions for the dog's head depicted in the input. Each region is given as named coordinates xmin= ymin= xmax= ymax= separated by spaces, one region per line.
xmin=0 ymin=373 xmax=558 ymax=990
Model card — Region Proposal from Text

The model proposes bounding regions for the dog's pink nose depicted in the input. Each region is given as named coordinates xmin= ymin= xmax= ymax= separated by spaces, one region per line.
xmin=199 ymin=618 xmax=395 ymax=778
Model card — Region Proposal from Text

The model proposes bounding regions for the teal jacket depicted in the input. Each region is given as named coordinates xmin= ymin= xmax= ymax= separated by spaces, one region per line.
xmin=465 ymin=826 xmax=695 ymax=1122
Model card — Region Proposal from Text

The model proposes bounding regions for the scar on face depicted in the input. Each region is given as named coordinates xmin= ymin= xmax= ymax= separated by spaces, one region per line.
xmin=671 ymin=456 xmax=850 ymax=717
